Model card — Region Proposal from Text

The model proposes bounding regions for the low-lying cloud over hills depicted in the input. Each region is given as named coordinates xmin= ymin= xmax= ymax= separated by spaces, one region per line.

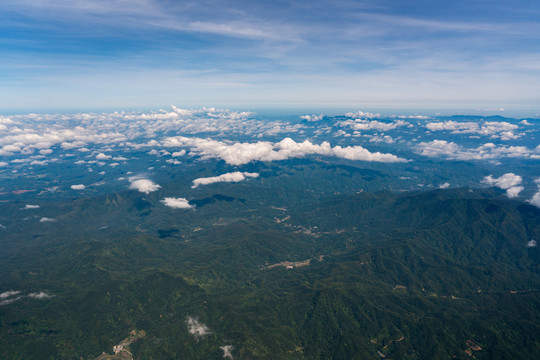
xmin=1 ymin=106 xmax=539 ymax=207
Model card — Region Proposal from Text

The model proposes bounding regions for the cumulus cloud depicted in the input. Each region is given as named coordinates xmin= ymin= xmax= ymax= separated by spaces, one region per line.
xmin=425 ymin=120 xmax=521 ymax=140
xmin=529 ymin=192 xmax=540 ymax=208
xmin=186 ymin=317 xmax=210 ymax=339
xmin=71 ymin=184 xmax=86 ymax=190
xmin=505 ymin=186 xmax=524 ymax=198
xmin=439 ymin=182 xmax=450 ymax=189
xmin=192 ymin=172 xmax=259 ymax=188
xmin=300 ymin=114 xmax=323 ymax=122
xmin=339 ymin=119 xmax=409 ymax=132
xmin=128 ymin=177 xmax=161 ymax=194
xmin=368 ymin=134 xmax=395 ymax=144
xmin=96 ymin=153 xmax=112 ymax=160
xmin=0 ymin=106 xmax=263 ymax=161
xmin=61 ymin=141 xmax=87 ymax=149
xmin=482 ymin=173 xmax=523 ymax=198
xmin=0 ymin=124 xmax=126 ymax=157
xmin=160 ymin=197 xmax=193 ymax=209
xmin=162 ymin=136 xmax=406 ymax=165
xmin=0 ymin=161 xmax=8 ymax=167
xmin=39 ymin=217 xmax=55 ymax=222
xmin=417 ymin=140 xmax=538 ymax=161
xmin=527 ymin=239 xmax=537 ymax=248
xmin=23 ymin=204 xmax=40 ymax=209
xmin=482 ymin=173 xmax=522 ymax=189
xmin=527 ymin=178 xmax=540 ymax=209
xmin=345 ymin=110 xmax=380 ymax=119
xmin=172 ymin=150 xmax=186 ymax=157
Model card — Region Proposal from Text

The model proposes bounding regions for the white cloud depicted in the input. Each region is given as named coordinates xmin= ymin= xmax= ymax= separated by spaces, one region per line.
xmin=528 ymin=178 xmax=540 ymax=209
xmin=192 ymin=172 xmax=259 ymax=188
xmin=439 ymin=182 xmax=450 ymax=189
xmin=0 ymin=161 xmax=8 ymax=167
xmin=186 ymin=317 xmax=210 ymax=339
xmin=172 ymin=150 xmax=186 ymax=157
xmin=27 ymin=291 xmax=53 ymax=299
xmin=39 ymin=217 xmax=55 ymax=222
xmin=71 ymin=184 xmax=86 ymax=190
xmin=0 ymin=123 xmax=126 ymax=157
xmin=163 ymin=136 xmax=407 ymax=165
xmin=220 ymin=345 xmax=234 ymax=359
xmin=300 ymin=114 xmax=323 ymax=122
xmin=339 ymin=119 xmax=409 ymax=132
xmin=426 ymin=121 xmax=478 ymax=132
xmin=505 ymin=186 xmax=524 ymax=198
xmin=482 ymin=173 xmax=523 ymax=198
xmin=417 ymin=140 xmax=537 ymax=160
xmin=0 ymin=290 xmax=53 ymax=305
xmin=425 ymin=120 xmax=521 ymax=140
xmin=368 ymin=134 xmax=395 ymax=144
xmin=529 ymin=191 xmax=540 ymax=208
xmin=0 ymin=296 xmax=23 ymax=306
xmin=395 ymin=114 xmax=430 ymax=119
xmin=160 ymin=197 xmax=193 ymax=209
xmin=128 ymin=177 xmax=161 ymax=194
xmin=96 ymin=153 xmax=112 ymax=160
xmin=61 ymin=141 xmax=87 ymax=149
xmin=0 ymin=290 xmax=21 ymax=299
xmin=30 ymin=159 xmax=51 ymax=165
xmin=482 ymin=173 xmax=522 ymax=189
xmin=23 ymin=204 xmax=40 ymax=209
xmin=527 ymin=239 xmax=537 ymax=248
xmin=345 ymin=111 xmax=380 ymax=119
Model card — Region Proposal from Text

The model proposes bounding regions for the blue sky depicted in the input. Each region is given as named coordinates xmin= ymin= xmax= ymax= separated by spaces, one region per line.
xmin=1 ymin=0 xmax=540 ymax=113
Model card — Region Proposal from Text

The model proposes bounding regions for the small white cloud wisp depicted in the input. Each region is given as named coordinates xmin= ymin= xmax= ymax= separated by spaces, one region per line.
xmin=192 ymin=172 xmax=259 ymax=188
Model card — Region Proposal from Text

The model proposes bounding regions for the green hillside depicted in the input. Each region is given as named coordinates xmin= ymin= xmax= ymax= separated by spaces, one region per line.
xmin=0 ymin=187 xmax=539 ymax=359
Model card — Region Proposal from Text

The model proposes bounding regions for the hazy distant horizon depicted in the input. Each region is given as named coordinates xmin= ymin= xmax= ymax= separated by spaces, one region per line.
xmin=2 ymin=103 xmax=540 ymax=119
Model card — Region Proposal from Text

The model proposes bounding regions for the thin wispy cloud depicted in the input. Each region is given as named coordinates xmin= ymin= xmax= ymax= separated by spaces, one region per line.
xmin=0 ymin=290 xmax=53 ymax=306
xmin=1 ymin=1 xmax=539 ymax=110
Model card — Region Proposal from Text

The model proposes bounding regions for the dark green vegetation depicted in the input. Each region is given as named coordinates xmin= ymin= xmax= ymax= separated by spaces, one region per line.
xmin=1 ymin=168 xmax=539 ymax=359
